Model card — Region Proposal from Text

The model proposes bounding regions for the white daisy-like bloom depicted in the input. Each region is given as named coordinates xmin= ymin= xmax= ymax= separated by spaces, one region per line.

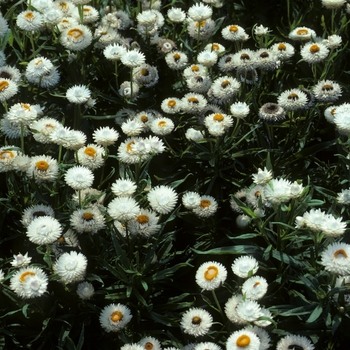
xmin=298 ymin=208 xmax=325 ymax=232
xmin=236 ymin=214 xmax=252 ymax=228
xmin=183 ymin=64 xmax=208 ymax=78
xmin=66 ymin=84 xmax=91 ymax=104
xmin=197 ymin=50 xmax=218 ymax=67
xmin=0 ymin=65 xmax=21 ymax=83
xmin=147 ymin=185 xmax=178 ymax=214
xmin=252 ymin=167 xmax=273 ymax=185
xmin=54 ymin=251 xmax=88 ymax=283
xmin=276 ymin=335 xmax=315 ymax=350
xmin=246 ymin=184 xmax=266 ymax=209
xmin=288 ymin=27 xmax=316 ymax=41
xmin=181 ymin=308 xmax=213 ymax=337
xmin=300 ymin=42 xmax=329 ymax=64
xmin=16 ymin=10 xmax=43 ymax=31
xmin=60 ymin=25 xmax=92 ymax=51
xmin=26 ymin=155 xmax=59 ymax=183
xmin=236 ymin=299 xmax=262 ymax=322
xmin=321 ymin=0 xmax=346 ymax=9
xmin=321 ymin=242 xmax=350 ymax=275
xmin=0 ymin=15 xmax=9 ymax=38
xmin=161 ymin=98 xmax=183 ymax=114
xmin=204 ymin=42 xmax=226 ymax=54
xmin=0 ymin=117 xmax=27 ymax=139
xmin=6 ymin=103 xmax=38 ymax=125
xmin=119 ymin=80 xmax=140 ymax=100
xmin=127 ymin=209 xmax=161 ymax=237
xmin=31 ymin=0 xmax=54 ymax=12
xmin=254 ymin=24 xmax=271 ymax=36
xmin=312 ymin=79 xmax=342 ymax=102
xmin=26 ymin=216 xmax=63 ymax=245
xmin=225 ymin=294 xmax=246 ymax=325
xmin=150 ymin=117 xmax=175 ymax=136
xmin=76 ymin=281 xmax=94 ymax=300
xmin=324 ymin=34 xmax=342 ymax=49
xmin=254 ymin=48 xmax=277 ymax=71
xmin=91 ymin=126 xmax=119 ymax=147
xmin=167 ymin=7 xmax=186 ymax=22
xmin=192 ymin=195 xmax=218 ymax=218
xmin=137 ymin=9 xmax=158 ymax=25
xmin=334 ymin=106 xmax=350 ymax=134
xmin=242 ymin=276 xmax=268 ymax=300
xmin=12 ymin=154 xmax=31 ymax=172
xmin=49 ymin=127 xmax=86 ymax=150
xmin=244 ymin=326 xmax=270 ymax=350
xmin=121 ymin=344 xmax=144 ymax=350
xmin=186 ymin=74 xmax=212 ymax=94
xmin=111 ymin=179 xmax=137 ymax=197
xmin=204 ymin=113 xmax=233 ymax=131
xmin=121 ymin=118 xmax=144 ymax=136
xmin=182 ymin=191 xmax=202 ymax=210
xmin=264 ymin=178 xmax=293 ymax=205
xmin=195 ymin=342 xmax=221 ymax=350
xmin=65 ymin=166 xmax=94 ymax=190
xmin=181 ymin=93 xmax=208 ymax=114
xmin=232 ymin=256 xmax=259 ymax=278
xmin=319 ymin=215 xmax=346 ymax=237
xmin=337 ymin=189 xmax=350 ymax=204
xmin=76 ymin=144 xmax=105 ymax=170
xmin=121 ymin=49 xmax=146 ymax=68
xmin=72 ymin=188 xmax=105 ymax=207
xmin=195 ymin=261 xmax=227 ymax=291
xmin=138 ymin=337 xmax=161 ymax=350
xmin=70 ymin=207 xmax=106 ymax=234
xmin=230 ymin=102 xmax=250 ymax=119
xmin=277 ymin=89 xmax=309 ymax=111
xmin=10 ymin=252 xmax=32 ymax=268
xmin=42 ymin=8 xmax=64 ymax=25
xmin=107 ymin=196 xmax=140 ymax=222
xmin=103 ymin=43 xmax=127 ymax=61
xmin=185 ymin=128 xmax=205 ymax=142
xmin=187 ymin=3 xmax=212 ymax=21
xmin=57 ymin=16 xmax=79 ymax=31
xmin=218 ymin=54 xmax=235 ymax=72
xmin=271 ymin=42 xmax=295 ymax=61
xmin=0 ymin=78 xmax=18 ymax=102
xmin=133 ymin=63 xmax=159 ymax=88
xmin=72 ymin=5 xmax=99 ymax=24
xmin=10 ymin=266 xmax=48 ymax=299
xmin=27 ymin=66 xmax=60 ymax=88
xmin=117 ymin=137 xmax=148 ymax=164
xmin=210 ymin=76 xmax=241 ymax=102
xmin=226 ymin=329 xmax=260 ymax=350
xmin=0 ymin=146 xmax=21 ymax=172
xmin=99 ymin=303 xmax=132 ymax=332
xmin=222 ymin=24 xmax=249 ymax=41
xmin=165 ymin=51 xmax=189 ymax=70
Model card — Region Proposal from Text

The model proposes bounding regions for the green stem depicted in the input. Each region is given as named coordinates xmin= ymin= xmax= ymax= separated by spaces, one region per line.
xmin=78 ymin=4 xmax=84 ymax=24
xmin=211 ymin=289 xmax=225 ymax=321
xmin=20 ymin=123 xmax=25 ymax=153
xmin=130 ymin=67 xmax=133 ymax=100
xmin=114 ymin=61 xmax=119 ymax=90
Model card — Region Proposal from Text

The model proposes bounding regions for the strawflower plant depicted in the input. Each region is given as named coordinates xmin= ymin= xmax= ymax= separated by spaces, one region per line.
xmin=0 ymin=0 xmax=350 ymax=349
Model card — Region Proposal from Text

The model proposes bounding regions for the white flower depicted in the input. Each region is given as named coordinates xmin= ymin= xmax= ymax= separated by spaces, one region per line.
xmin=244 ymin=326 xmax=271 ymax=350
xmin=185 ymin=128 xmax=205 ymax=142
xmin=254 ymin=307 xmax=273 ymax=327
xmin=197 ymin=50 xmax=218 ymax=67
xmin=0 ymin=15 xmax=9 ymax=38
xmin=54 ymin=251 xmax=88 ymax=283
xmin=224 ymin=294 xmax=246 ymax=325
xmin=277 ymin=89 xmax=309 ymax=111
xmin=121 ymin=49 xmax=146 ymax=68
xmin=192 ymin=195 xmax=218 ymax=218
xmin=300 ymin=42 xmax=329 ymax=64
xmin=92 ymin=126 xmax=119 ymax=146
xmin=65 ymin=166 xmax=94 ymax=190
xmin=121 ymin=118 xmax=144 ymax=136
xmin=252 ymin=167 xmax=272 ymax=185
xmin=127 ymin=209 xmax=161 ymax=237
xmin=276 ymin=335 xmax=315 ymax=350
xmin=26 ymin=155 xmax=59 ymax=183
xmin=264 ymin=178 xmax=293 ymax=205
xmin=107 ymin=196 xmax=140 ymax=222
xmin=31 ymin=117 xmax=63 ymax=144
xmin=321 ymin=0 xmax=346 ymax=9
xmin=230 ymin=102 xmax=250 ymax=119
xmin=111 ymin=179 xmax=137 ymax=197
xmin=165 ymin=51 xmax=189 ymax=70
xmin=241 ymin=276 xmax=268 ymax=300
xmin=139 ymin=337 xmax=161 ymax=350
xmin=226 ymin=329 xmax=260 ymax=350
xmin=187 ymin=3 xmax=212 ymax=21
xmin=231 ymin=256 xmax=259 ymax=278
xmin=325 ymin=34 xmax=342 ymax=49
xmin=103 ymin=43 xmax=127 ymax=61
xmin=236 ymin=214 xmax=252 ymax=228
xmin=150 ymin=117 xmax=174 ymax=136
xmin=60 ymin=25 xmax=92 ymax=51
xmin=7 ymin=103 xmax=38 ymax=125
xmin=320 ymin=242 xmax=350 ymax=275
xmin=288 ymin=27 xmax=316 ymax=41
xmin=182 ymin=191 xmax=202 ymax=209
xmin=147 ymin=185 xmax=178 ymax=214
xmin=66 ymin=84 xmax=91 ymax=104
xmin=16 ymin=10 xmax=43 ymax=31
xmin=181 ymin=308 xmax=213 ymax=337
xmin=76 ymin=144 xmax=105 ymax=170
xmin=195 ymin=261 xmax=227 ymax=291
xmin=10 ymin=252 xmax=32 ymax=268
xmin=271 ymin=42 xmax=295 ymax=61
xmin=222 ymin=24 xmax=249 ymax=42
xmin=254 ymin=24 xmax=271 ymax=36
xmin=161 ymin=98 xmax=183 ymax=114
xmin=70 ymin=207 xmax=106 ymax=234
xmin=236 ymin=299 xmax=262 ymax=322
xmin=76 ymin=281 xmax=94 ymax=300
xmin=99 ymin=303 xmax=132 ymax=332
xmin=337 ymin=189 xmax=350 ymax=204
xmin=0 ymin=78 xmax=18 ymax=102
xmin=27 ymin=216 xmax=63 ymax=245
xmin=167 ymin=8 xmax=186 ymax=22
xmin=0 ymin=269 xmax=4 ymax=283
xmin=313 ymin=80 xmax=342 ymax=102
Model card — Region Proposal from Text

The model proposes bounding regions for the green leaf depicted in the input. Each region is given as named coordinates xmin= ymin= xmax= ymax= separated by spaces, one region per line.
xmin=306 ymin=305 xmax=323 ymax=323
xmin=193 ymin=245 xmax=264 ymax=256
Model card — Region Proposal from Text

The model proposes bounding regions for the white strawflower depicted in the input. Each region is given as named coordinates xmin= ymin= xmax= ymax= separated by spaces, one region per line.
xmin=10 ymin=252 xmax=32 ymax=268
xmin=99 ymin=303 xmax=132 ymax=332
xmin=182 ymin=191 xmax=202 ymax=209
xmin=66 ymin=84 xmax=91 ymax=104
xmin=76 ymin=281 xmax=94 ymax=300
xmin=111 ymin=179 xmax=137 ymax=197
xmin=93 ymin=126 xmax=119 ymax=147
xmin=320 ymin=242 xmax=350 ymax=275
xmin=121 ymin=49 xmax=146 ymax=68
xmin=16 ymin=10 xmax=43 ymax=31
xmin=26 ymin=155 xmax=59 ymax=183
xmin=226 ymin=329 xmax=260 ymax=350
xmin=192 ymin=195 xmax=218 ymax=218
xmin=236 ymin=299 xmax=262 ymax=322
xmin=180 ymin=308 xmax=213 ymax=337
xmin=76 ymin=144 xmax=105 ymax=170
xmin=276 ymin=335 xmax=315 ymax=350
xmin=65 ymin=166 xmax=94 ymax=190
xmin=107 ymin=196 xmax=140 ymax=222
xmin=187 ymin=3 xmax=212 ymax=21
xmin=147 ymin=185 xmax=178 ymax=214
xmin=241 ymin=276 xmax=268 ymax=300
xmin=27 ymin=216 xmax=63 ymax=245
xmin=252 ymin=167 xmax=273 ymax=185
xmin=60 ymin=25 xmax=92 ymax=51
xmin=167 ymin=8 xmax=186 ymax=23
xmin=195 ymin=261 xmax=227 ymax=291
xmin=54 ymin=251 xmax=88 ymax=283
xmin=232 ymin=256 xmax=259 ymax=278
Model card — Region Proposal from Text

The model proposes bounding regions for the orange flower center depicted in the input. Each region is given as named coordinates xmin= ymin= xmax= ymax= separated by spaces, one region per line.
xmin=213 ymin=114 xmax=224 ymax=122
xmin=196 ymin=21 xmax=206 ymax=28
xmin=141 ymin=115 xmax=148 ymax=123
xmin=221 ymin=80 xmax=230 ymax=88
xmin=173 ymin=53 xmax=181 ymax=61
xmin=0 ymin=150 xmax=15 ymax=160
xmin=0 ymin=80 xmax=9 ymax=91
xmin=167 ymin=100 xmax=176 ymax=107
xmin=253 ymin=281 xmax=260 ymax=288
xmin=145 ymin=342 xmax=154 ymax=350
xmin=20 ymin=271 xmax=35 ymax=282
xmin=25 ymin=12 xmax=35 ymax=20
xmin=296 ymin=29 xmax=308 ymax=35
xmin=309 ymin=44 xmax=320 ymax=53
xmin=241 ymin=53 xmax=250 ymax=60
xmin=330 ymin=108 xmax=336 ymax=116
xmin=255 ymin=191 xmax=261 ymax=198
xmin=288 ymin=93 xmax=299 ymax=100
xmin=35 ymin=160 xmax=49 ymax=171
xmin=236 ymin=335 xmax=250 ymax=347
xmin=110 ymin=311 xmax=123 ymax=322
xmin=334 ymin=249 xmax=348 ymax=258
xmin=191 ymin=316 xmax=202 ymax=324
xmin=136 ymin=215 xmax=149 ymax=224
xmin=278 ymin=43 xmax=286 ymax=50
xmin=191 ymin=65 xmax=199 ymax=72
xmin=126 ymin=141 xmax=135 ymax=152
xmin=140 ymin=69 xmax=149 ymax=76
xmin=229 ymin=25 xmax=239 ymax=32
xmin=84 ymin=147 xmax=96 ymax=157
xmin=211 ymin=43 xmax=220 ymax=51
xmin=204 ymin=265 xmax=218 ymax=280
xmin=200 ymin=199 xmax=211 ymax=208
xmin=158 ymin=120 xmax=167 ymax=128
xmin=322 ymin=84 xmax=333 ymax=91
xmin=21 ymin=103 xmax=31 ymax=110
xmin=82 ymin=212 xmax=94 ymax=221
xmin=68 ymin=28 xmax=84 ymax=39
xmin=58 ymin=2 xmax=68 ymax=11
xmin=188 ymin=97 xmax=199 ymax=104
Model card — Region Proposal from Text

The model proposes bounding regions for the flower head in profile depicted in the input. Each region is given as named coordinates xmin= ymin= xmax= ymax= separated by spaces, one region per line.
xmin=99 ymin=303 xmax=132 ymax=332
xmin=54 ymin=251 xmax=88 ymax=283
xmin=232 ymin=256 xmax=259 ymax=278
xmin=181 ymin=308 xmax=213 ymax=337
xmin=167 ymin=7 xmax=186 ymax=23
xmin=258 ymin=103 xmax=286 ymax=122
xmin=65 ymin=166 xmax=94 ymax=190
xmin=195 ymin=261 xmax=227 ymax=291
xmin=288 ymin=26 xmax=316 ymax=41
xmin=252 ymin=167 xmax=272 ymax=185
xmin=16 ymin=10 xmax=43 ymax=31
xmin=66 ymin=85 xmax=91 ymax=104
xmin=138 ymin=337 xmax=162 ymax=350
xmin=10 ymin=252 xmax=32 ymax=268
xmin=242 ymin=276 xmax=268 ymax=300
xmin=93 ymin=126 xmax=119 ymax=147
xmin=276 ymin=334 xmax=314 ymax=350
xmin=77 ymin=281 xmax=94 ymax=300
xmin=187 ymin=3 xmax=212 ymax=21
xmin=0 ymin=78 xmax=18 ymax=102
xmin=121 ymin=49 xmax=146 ymax=68
xmin=147 ymin=185 xmax=178 ymax=214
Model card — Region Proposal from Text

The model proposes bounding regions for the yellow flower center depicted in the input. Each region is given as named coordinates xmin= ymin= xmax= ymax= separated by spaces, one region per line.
xmin=158 ymin=120 xmax=167 ymax=128
xmin=213 ymin=113 xmax=224 ymax=122
xmin=25 ymin=12 xmax=35 ymax=20
xmin=200 ymin=199 xmax=211 ymax=208
xmin=253 ymin=281 xmax=260 ymax=288
xmin=141 ymin=115 xmax=148 ymax=123
xmin=58 ymin=2 xmax=68 ymax=11
xmin=241 ymin=53 xmax=250 ymax=60
xmin=191 ymin=65 xmax=199 ymax=72
xmin=255 ymin=191 xmax=261 ymax=198
xmin=191 ymin=316 xmax=202 ymax=324
xmin=82 ymin=212 xmax=94 ymax=221
xmin=211 ymin=43 xmax=220 ymax=51
xmin=145 ymin=343 xmax=154 ymax=350
xmin=35 ymin=59 xmax=43 ymax=66
xmin=195 ymin=21 xmax=206 ymax=28
xmin=167 ymin=100 xmax=176 ymax=107
xmin=35 ymin=160 xmax=49 ymax=171
xmin=68 ymin=28 xmax=84 ymax=39
xmin=204 ymin=265 xmax=218 ymax=281
xmin=0 ymin=80 xmax=9 ymax=91
xmin=296 ymin=29 xmax=308 ymax=35
xmin=278 ymin=43 xmax=287 ymax=50
xmin=309 ymin=44 xmax=320 ymax=53
xmin=236 ymin=335 xmax=250 ymax=347
xmin=58 ymin=237 xmax=65 ymax=244
xmin=334 ymin=249 xmax=348 ymax=258
xmin=136 ymin=215 xmax=149 ymax=224
xmin=173 ymin=53 xmax=181 ymax=61
xmin=21 ymin=103 xmax=31 ymax=110
xmin=20 ymin=271 xmax=35 ymax=282
xmin=84 ymin=147 xmax=96 ymax=157
xmin=221 ymin=80 xmax=230 ymax=88
xmin=288 ymin=93 xmax=299 ymax=100
xmin=188 ymin=97 xmax=199 ymax=104
xmin=229 ymin=25 xmax=239 ymax=32
xmin=0 ymin=150 xmax=14 ymax=160
xmin=110 ymin=311 xmax=123 ymax=322
xmin=322 ymin=84 xmax=333 ymax=91
xmin=126 ymin=141 xmax=135 ymax=152
xmin=83 ymin=7 xmax=91 ymax=14
xmin=330 ymin=108 xmax=336 ymax=116
xmin=140 ymin=69 xmax=149 ymax=76
xmin=101 ymin=31 xmax=108 ymax=35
